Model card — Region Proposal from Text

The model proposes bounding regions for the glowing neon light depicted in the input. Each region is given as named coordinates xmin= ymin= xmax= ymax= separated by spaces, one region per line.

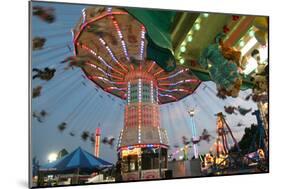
xmin=159 ymin=79 xmax=198 ymax=86
xmin=105 ymin=87 xmax=127 ymax=92
xmin=82 ymin=8 xmax=86 ymax=23
xmin=158 ymin=93 xmax=177 ymax=101
xmin=154 ymin=69 xmax=164 ymax=77
xmin=137 ymin=79 xmax=143 ymax=143
xmin=98 ymin=37 xmax=128 ymax=72
xmin=118 ymin=143 xmax=168 ymax=151
xmin=157 ymin=68 xmax=188 ymax=80
xmin=147 ymin=61 xmax=156 ymax=73
xmin=138 ymin=79 xmax=142 ymax=102
xmin=139 ymin=25 xmax=146 ymax=60
xmin=80 ymin=44 xmax=125 ymax=76
xmin=158 ymin=87 xmax=192 ymax=93
xmin=110 ymin=16 xmax=130 ymax=61
xmin=86 ymin=62 xmax=123 ymax=80
xmin=118 ymin=128 xmax=123 ymax=147
xmin=128 ymin=82 xmax=131 ymax=104
xmin=138 ymin=102 xmax=141 ymax=143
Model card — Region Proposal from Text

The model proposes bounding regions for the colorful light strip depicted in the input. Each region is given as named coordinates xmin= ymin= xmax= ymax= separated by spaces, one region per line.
xmin=80 ymin=44 xmax=125 ymax=76
xmin=158 ymin=79 xmax=198 ymax=86
xmin=118 ymin=128 xmax=124 ymax=148
xmin=127 ymin=82 xmax=131 ymax=104
xmin=138 ymin=103 xmax=141 ymax=143
xmin=150 ymin=80 xmax=154 ymax=103
xmin=110 ymin=15 xmax=130 ymax=61
xmin=157 ymin=68 xmax=189 ymax=81
xmin=118 ymin=143 xmax=168 ymax=151
xmin=138 ymin=79 xmax=142 ymax=103
xmin=82 ymin=8 xmax=86 ymax=23
xmin=99 ymin=38 xmax=117 ymax=61
xmin=138 ymin=79 xmax=142 ymax=143
xmin=139 ymin=25 xmax=146 ymax=60
xmin=154 ymin=69 xmax=164 ymax=77
xmin=86 ymin=62 xmax=123 ymax=80
xmin=158 ymin=93 xmax=177 ymax=101
xmin=98 ymin=37 xmax=128 ymax=72
xmin=158 ymin=87 xmax=192 ymax=93
xmin=105 ymin=86 xmax=127 ymax=92
xmin=147 ymin=61 xmax=156 ymax=73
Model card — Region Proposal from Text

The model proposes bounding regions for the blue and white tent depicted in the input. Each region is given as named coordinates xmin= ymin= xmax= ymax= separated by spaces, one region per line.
xmin=39 ymin=147 xmax=113 ymax=173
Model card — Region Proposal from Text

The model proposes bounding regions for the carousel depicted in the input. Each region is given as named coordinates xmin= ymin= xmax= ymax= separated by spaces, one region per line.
xmin=70 ymin=7 xmax=201 ymax=180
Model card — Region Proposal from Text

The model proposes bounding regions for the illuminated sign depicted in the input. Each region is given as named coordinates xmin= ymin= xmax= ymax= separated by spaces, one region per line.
xmin=122 ymin=148 xmax=141 ymax=157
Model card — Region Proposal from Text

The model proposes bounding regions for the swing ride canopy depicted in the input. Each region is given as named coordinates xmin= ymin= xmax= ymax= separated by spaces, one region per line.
xmin=72 ymin=7 xmax=201 ymax=104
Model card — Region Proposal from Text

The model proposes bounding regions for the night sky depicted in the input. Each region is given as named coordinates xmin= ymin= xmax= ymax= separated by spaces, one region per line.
xmin=31 ymin=1 xmax=258 ymax=165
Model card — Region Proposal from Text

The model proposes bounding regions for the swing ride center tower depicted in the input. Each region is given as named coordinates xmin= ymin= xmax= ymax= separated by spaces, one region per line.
xmin=72 ymin=7 xmax=201 ymax=180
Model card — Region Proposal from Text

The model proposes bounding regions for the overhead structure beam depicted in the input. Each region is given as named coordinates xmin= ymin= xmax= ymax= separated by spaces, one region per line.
xmin=224 ymin=16 xmax=255 ymax=47
xmin=171 ymin=12 xmax=200 ymax=52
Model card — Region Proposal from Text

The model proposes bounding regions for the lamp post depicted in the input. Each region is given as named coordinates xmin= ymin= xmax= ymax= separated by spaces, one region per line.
xmin=187 ymin=108 xmax=199 ymax=159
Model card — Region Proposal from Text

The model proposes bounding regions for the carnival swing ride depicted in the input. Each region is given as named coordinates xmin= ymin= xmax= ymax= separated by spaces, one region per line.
xmin=32 ymin=3 xmax=269 ymax=180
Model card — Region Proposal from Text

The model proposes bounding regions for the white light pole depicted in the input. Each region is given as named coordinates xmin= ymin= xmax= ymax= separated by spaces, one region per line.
xmin=187 ymin=108 xmax=199 ymax=159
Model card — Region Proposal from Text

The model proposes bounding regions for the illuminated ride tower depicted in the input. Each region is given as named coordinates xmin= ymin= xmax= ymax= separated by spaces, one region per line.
xmin=215 ymin=112 xmax=240 ymax=155
xmin=187 ymin=108 xmax=200 ymax=159
xmin=71 ymin=7 xmax=201 ymax=180
xmin=211 ymin=112 xmax=240 ymax=166
xmin=94 ymin=127 xmax=101 ymax=157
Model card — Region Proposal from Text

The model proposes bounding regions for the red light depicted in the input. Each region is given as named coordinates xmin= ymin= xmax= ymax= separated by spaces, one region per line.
xmin=96 ymin=128 xmax=101 ymax=134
